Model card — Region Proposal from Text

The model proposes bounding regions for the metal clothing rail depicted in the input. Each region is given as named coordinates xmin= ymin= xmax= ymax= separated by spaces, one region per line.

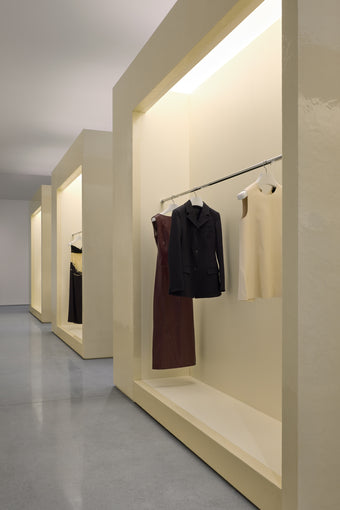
xmin=160 ymin=154 xmax=282 ymax=204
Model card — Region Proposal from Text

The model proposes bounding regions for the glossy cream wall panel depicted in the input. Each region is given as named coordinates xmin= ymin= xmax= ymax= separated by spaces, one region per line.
xmin=30 ymin=209 xmax=42 ymax=313
xmin=51 ymin=130 xmax=113 ymax=358
xmin=82 ymin=130 xmax=113 ymax=359
xmin=41 ymin=186 xmax=52 ymax=321
xmin=30 ymin=185 xmax=52 ymax=322
xmin=282 ymin=1 xmax=340 ymax=509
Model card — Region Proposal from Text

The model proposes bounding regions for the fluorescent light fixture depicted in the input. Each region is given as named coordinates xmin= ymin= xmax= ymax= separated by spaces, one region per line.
xmin=171 ymin=0 xmax=281 ymax=94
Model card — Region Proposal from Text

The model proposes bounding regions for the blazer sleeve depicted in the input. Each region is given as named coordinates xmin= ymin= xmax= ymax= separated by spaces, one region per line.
xmin=168 ymin=209 xmax=184 ymax=294
xmin=215 ymin=212 xmax=225 ymax=292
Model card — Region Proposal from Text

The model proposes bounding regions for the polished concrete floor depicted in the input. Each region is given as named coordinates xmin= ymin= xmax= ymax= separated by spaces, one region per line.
xmin=0 ymin=306 xmax=257 ymax=510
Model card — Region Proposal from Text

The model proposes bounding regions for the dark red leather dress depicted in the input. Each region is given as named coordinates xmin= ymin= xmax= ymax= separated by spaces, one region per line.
xmin=152 ymin=214 xmax=196 ymax=369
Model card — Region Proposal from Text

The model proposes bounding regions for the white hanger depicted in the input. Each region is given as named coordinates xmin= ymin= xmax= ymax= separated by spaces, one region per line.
xmin=190 ymin=190 xmax=203 ymax=207
xmin=68 ymin=232 xmax=82 ymax=246
xmin=256 ymin=164 xmax=279 ymax=192
xmin=237 ymin=164 xmax=280 ymax=200
xmin=152 ymin=198 xmax=179 ymax=221
xmin=161 ymin=198 xmax=179 ymax=215
xmin=237 ymin=188 xmax=248 ymax=200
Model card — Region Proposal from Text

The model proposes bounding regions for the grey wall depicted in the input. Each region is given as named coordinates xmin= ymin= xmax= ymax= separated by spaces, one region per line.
xmin=0 ymin=199 xmax=30 ymax=305
xmin=0 ymin=174 xmax=51 ymax=200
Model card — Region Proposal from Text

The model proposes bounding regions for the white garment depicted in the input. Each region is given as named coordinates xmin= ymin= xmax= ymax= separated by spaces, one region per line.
xmin=238 ymin=182 xmax=282 ymax=300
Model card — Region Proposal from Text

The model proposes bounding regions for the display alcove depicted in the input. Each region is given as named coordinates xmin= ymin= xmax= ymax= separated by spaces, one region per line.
xmin=113 ymin=1 xmax=282 ymax=509
xmin=112 ymin=1 xmax=340 ymax=509
xmin=51 ymin=130 xmax=113 ymax=359
xmin=30 ymin=185 xmax=52 ymax=322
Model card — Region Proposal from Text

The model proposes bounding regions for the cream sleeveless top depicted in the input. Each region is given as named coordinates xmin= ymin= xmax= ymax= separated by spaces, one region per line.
xmin=238 ymin=182 xmax=282 ymax=300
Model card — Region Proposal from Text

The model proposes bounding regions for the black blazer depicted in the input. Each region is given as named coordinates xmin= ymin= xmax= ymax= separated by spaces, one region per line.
xmin=168 ymin=201 xmax=225 ymax=298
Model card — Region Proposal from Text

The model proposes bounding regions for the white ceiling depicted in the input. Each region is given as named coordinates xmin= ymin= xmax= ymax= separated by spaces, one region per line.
xmin=0 ymin=0 xmax=177 ymax=199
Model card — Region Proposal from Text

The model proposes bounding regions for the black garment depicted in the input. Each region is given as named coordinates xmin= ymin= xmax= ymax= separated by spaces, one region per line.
xmin=168 ymin=201 xmax=225 ymax=298
xmin=68 ymin=245 xmax=82 ymax=324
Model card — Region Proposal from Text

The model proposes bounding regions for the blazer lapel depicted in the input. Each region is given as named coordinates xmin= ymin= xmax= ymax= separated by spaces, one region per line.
xmin=185 ymin=201 xmax=210 ymax=228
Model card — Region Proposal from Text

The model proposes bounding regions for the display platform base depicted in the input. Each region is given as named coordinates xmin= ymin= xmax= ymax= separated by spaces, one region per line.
xmin=29 ymin=306 xmax=50 ymax=323
xmin=53 ymin=323 xmax=84 ymax=357
xmin=134 ymin=376 xmax=281 ymax=510
xmin=62 ymin=323 xmax=83 ymax=341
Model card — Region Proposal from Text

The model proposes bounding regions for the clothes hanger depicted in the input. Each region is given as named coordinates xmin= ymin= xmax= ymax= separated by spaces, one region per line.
xmin=237 ymin=164 xmax=280 ymax=200
xmin=190 ymin=190 xmax=203 ymax=207
xmin=152 ymin=198 xmax=179 ymax=222
xmin=255 ymin=164 xmax=280 ymax=192
xmin=68 ymin=232 xmax=82 ymax=246
xmin=161 ymin=198 xmax=179 ymax=215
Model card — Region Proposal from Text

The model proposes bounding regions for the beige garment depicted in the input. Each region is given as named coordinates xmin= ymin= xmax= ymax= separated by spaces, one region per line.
xmin=238 ymin=182 xmax=282 ymax=300
xmin=71 ymin=251 xmax=82 ymax=272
